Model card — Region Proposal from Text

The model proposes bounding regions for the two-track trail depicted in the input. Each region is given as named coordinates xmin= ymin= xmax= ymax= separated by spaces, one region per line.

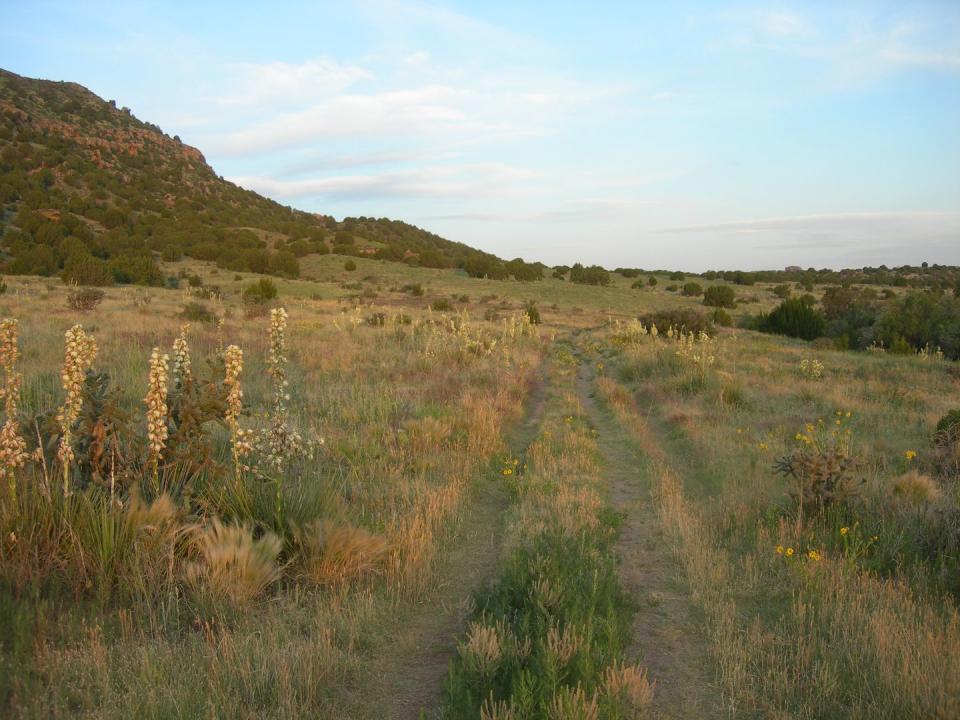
xmin=575 ymin=360 xmax=724 ymax=719
xmin=346 ymin=362 xmax=550 ymax=720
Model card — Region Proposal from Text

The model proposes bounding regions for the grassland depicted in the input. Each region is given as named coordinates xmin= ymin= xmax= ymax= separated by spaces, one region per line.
xmin=0 ymin=262 xmax=958 ymax=719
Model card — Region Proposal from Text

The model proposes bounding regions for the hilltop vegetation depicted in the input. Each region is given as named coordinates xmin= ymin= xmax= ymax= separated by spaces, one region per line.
xmin=0 ymin=68 xmax=541 ymax=286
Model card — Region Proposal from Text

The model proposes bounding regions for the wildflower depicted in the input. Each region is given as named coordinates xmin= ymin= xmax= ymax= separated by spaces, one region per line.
xmin=171 ymin=324 xmax=192 ymax=388
xmin=57 ymin=325 xmax=98 ymax=497
xmin=785 ymin=547 xmax=794 ymax=557
xmin=775 ymin=545 xmax=784 ymax=555
xmin=144 ymin=347 xmax=170 ymax=479
xmin=0 ymin=319 xmax=28 ymax=498
xmin=223 ymin=345 xmax=251 ymax=478
xmin=904 ymin=450 xmax=917 ymax=461
xmin=840 ymin=526 xmax=849 ymax=536
xmin=807 ymin=550 xmax=822 ymax=561
xmin=758 ymin=442 xmax=768 ymax=451
xmin=502 ymin=467 xmax=513 ymax=476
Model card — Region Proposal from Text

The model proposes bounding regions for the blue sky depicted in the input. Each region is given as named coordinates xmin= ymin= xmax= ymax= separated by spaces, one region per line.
xmin=2 ymin=1 xmax=959 ymax=270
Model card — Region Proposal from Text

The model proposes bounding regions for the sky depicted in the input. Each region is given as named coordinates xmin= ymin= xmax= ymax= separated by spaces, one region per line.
xmin=1 ymin=1 xmax=959 ymax=271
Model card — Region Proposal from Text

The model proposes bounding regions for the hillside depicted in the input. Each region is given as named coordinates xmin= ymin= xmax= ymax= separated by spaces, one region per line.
xmin=0 ymin=67 xmax=511 ymax=284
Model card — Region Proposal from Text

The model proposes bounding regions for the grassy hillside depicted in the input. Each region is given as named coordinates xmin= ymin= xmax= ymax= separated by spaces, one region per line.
xmin=0 ymin=68 xmax=512 ymax=284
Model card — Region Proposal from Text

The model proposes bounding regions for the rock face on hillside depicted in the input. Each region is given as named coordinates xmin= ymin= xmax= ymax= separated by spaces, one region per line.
xmin=0 ymin=67 xmax=505 ymax=283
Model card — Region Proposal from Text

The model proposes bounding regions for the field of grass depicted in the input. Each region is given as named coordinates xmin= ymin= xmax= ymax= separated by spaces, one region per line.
xmin=0 ymin=265 xmax=958 ymax=719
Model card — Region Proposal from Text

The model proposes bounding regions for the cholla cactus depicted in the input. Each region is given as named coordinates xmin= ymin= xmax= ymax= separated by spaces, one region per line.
xmin=224 ymin=345 xmax=251 ymax=478
xmin=145 ymin=347 xmax=170 ymax=480
xmin=0 ymin=319 xmax=28 ymax=499
xmin=57 ymin=324 xmax=98 ymax=497
xmin=171 ymin=325 xmax=192 ymax=388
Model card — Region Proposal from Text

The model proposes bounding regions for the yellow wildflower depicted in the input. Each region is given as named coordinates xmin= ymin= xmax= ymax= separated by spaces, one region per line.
xmin=807 ymin=550 xmax=822 ymax=561
xmin=502 ymin=467 xmax=513 ymax=476
xmin=904 ymin=450 xmax=917 ymax=461
xmin=840 ymin=527 xmax=849 ymax=536
xmin=785 ymin=547 xmax=794 ymax=557
xmin=775 ymin=545 xmax=784 ymax=555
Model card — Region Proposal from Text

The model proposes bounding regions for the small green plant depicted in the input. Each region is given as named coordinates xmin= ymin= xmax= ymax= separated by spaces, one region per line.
xmin=525 ymin=302 xmax=542 ymax=325
xmin=431 ymin=298 xmax=453 ymax=312
xmin=344 ymin=260 xmax=357 ymax=272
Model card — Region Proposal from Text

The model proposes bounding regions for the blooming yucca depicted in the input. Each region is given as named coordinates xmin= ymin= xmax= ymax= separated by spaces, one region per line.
xmin=145 ymin=347 xmax=169 ymax=479
xmin=57 ymin=324 xmax=98 ymax=497
xmin=171 ymin=324 xmax=191 ymax=388
xmin=223 ymin=345 xmax=249 ymax=476
xmin=0 ymin=319 xmax=28 ymax=498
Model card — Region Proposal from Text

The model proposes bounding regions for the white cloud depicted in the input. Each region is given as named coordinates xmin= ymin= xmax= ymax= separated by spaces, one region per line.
xmin=215 ymin=58 xmax=372 ymax=106
xmin=229 ymin=162 xmax=539 ymax=200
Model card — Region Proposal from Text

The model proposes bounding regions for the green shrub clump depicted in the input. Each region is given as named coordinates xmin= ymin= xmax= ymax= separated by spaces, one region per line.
xmin=760 ymin=297 xmax=826 ymax=340
xmin=681 ymin=282 xmax=703 ymax=297
xmin=703 ymin=284 xmax=736 ymax=308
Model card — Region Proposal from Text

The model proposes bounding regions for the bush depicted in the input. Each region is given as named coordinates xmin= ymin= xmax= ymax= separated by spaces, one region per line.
xmin=67 ymin=287 xmax=105 ymax=311
xmin=569 ymin=263 xmax=610 ymax=286
xmin=525 ymin=302 xmax=541 ymax=325
xmin=243 ymin=278 xmax=278 ymax=302
xmin=177 ymin=302 xmax=215 ymax=323
xmin=62 ymin=253 xmax=114 ymax=287
xmin=711 ymin=308 xmax=733 ymax=327
xmin=401 ymin=283 xmax=424 ymax=297
xmin=703 ymin=285 xmax=736 ymax=308
xmin=669 ymin=271 xmax=685 ymax=280
xmin=343 ymin=260 xmax=357 ymax=272
xmin=647 ymin=276 xmax=657 ymax=287
xmin=760 ymin=298 xmax=826 ymax=340
xmin=640 ymin=308 xmax=713 ymax=335
xmin=935 ymin=410 xmax=960 ymax=436
xmin=773 ymin=284 xmax=792 ymax=299
xmin=681 ymin=282 xmax=703 ymax=297
xmin=431 ymin=298 xmax=453 ymax=312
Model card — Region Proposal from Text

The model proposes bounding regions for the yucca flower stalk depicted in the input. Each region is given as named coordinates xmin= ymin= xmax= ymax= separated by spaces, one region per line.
xmin=145 ymin=347 xmax=170 ymax=483
xmin=171 ymin=324 xmax=192 ymax=388
xmin=57 ymin=324 xmax=97 ymax=497
xmin=264 ymin=307 xmax=298 ymax=470
xmin=224 ymin=344 xmax=251 ymax=479
xmin=0 ymin=318 xmax=29 ymax=499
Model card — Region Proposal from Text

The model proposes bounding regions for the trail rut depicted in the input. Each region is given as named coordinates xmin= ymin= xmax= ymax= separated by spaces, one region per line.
xmin=576 ymin=361 xmax=723 ymax=720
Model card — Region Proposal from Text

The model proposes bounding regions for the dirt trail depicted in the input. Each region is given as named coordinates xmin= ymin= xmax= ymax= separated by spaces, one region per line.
xmin=351 ymin=364 xmax=550 ymax=720
xmin=576 ymin=362 xmax=723 ymax=720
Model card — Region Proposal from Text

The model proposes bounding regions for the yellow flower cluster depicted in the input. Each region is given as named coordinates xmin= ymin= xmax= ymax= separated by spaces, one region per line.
xmin=57 ymin=324 xmax=98 ymax=497
xmin=904 ymin=450 xmax=917 ymax=461
xmin=145 ymin=347 xmax=170 ymax=476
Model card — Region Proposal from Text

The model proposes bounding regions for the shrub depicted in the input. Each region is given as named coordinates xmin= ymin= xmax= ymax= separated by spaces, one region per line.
xmin=67 ymin=287 xmax=105 ymax=311
xmin=243 ymin=278 xmax=278 ymax=302
xmin=669 ymin=271 xmax=685 ymax=280
xmin=344 ymin=260 xmax=357 ymax=272
xmin=62 ymin=253 xmax=114 ymax=286
xmin=711 ymin=308 xmax=733 ymax=327
xmin=935 ymin=410 xmax=960 ymax=436
xmin=188 ymin=274 xmax=203 ymax=287
xmin=640 ymin=308 xmax=713 ymax=335
xmin=569 ymin=263 xmax=610 ymax=286
xmin=647 ymin=276 xmax=657 ymax=287
xmin=703 ymin=285 xmax=736 ymax=308
xmin=431 ymin=298 xmax=453 ymax=312
xmin=760 ymin=298 xmax=826 ymax=340
xmin=773 ymin=284 xmax=792 ymax=299
xmin=180 ymin=302 xmax=215 ymax=323
xmin=401 ymin=283 xmax=424 ymax=297
xmin=525 ymin=302 xmax=542 ymax=325
xmin=681 ymin=282 xmax=703 ymax=297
